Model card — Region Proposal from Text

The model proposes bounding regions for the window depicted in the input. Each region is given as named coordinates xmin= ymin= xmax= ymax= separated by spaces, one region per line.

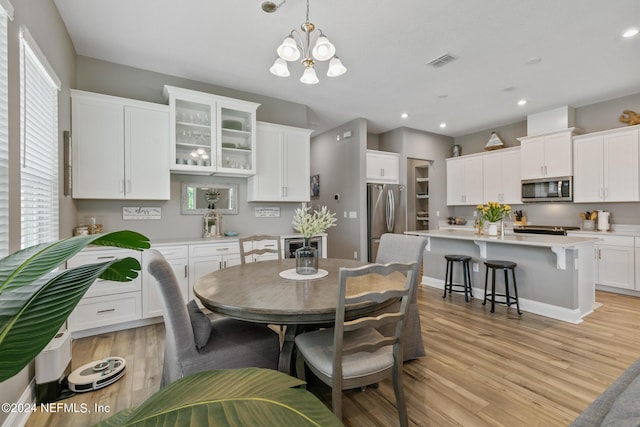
xmin=0 ymin=1 xmax=12 ymax=257
xmin=20 ymin=28 xmax=61 ymax=249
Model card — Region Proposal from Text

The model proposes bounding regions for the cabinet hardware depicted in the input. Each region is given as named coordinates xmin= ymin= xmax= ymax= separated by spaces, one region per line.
xmin=97 ymin=308 xmax=116 ymax=314
xmin=97 ymin=256 xmax=117 ymax=260
xmin=216 ymin=247 xmax=229 ymax=251
xmin=184 ymin=265 xmax=188 ymax=278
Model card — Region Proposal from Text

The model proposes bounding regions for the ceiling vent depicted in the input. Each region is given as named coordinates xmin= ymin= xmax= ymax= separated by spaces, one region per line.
xmin=426 ymin=53 xmax=457 ymax=68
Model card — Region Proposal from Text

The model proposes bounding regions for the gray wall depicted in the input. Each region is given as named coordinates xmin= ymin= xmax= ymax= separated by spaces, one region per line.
xmin=450 ymin=92 xmax=640 ymax=227
xmin=1 ymin=0 xmax=76 ymax=422
xmin=74 ymin=58 xmax=312 ymax=240
xmin=379 ymin=127 xmax=454 ymax=226
xmin=310 ymin=118 xmax=368 ymax=260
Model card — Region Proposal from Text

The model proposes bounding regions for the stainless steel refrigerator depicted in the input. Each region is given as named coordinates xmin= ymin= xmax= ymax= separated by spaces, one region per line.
xmin=367 ymin=183 xmax=406 ymax=261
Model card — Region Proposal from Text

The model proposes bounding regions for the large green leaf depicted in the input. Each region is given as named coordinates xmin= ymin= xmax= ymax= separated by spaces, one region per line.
xmin=0 ymin=230 xmax=149 ymax=382
xmin=95 ymin=369 xmax=343 ymax=427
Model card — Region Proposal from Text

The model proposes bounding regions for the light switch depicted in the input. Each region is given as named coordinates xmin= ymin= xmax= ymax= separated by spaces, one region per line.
xmin=343 ymin=211 xmax=347 ymax=218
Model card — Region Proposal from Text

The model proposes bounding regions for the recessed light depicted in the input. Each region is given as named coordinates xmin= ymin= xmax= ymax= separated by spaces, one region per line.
xmin=622 ymin=28 xmax=639 ymax=38
xmin=401 ymin=113 xmax=409 ymax=119
xmin=503 ymin=86 xmax=516 ymax=92
xmin=525 ymin=57 xmax=542 ymax=65
xmin=439 ymin=123 xmax=447 ymax=128
xmin=517 ymin=99 xmax=527 ymax=106
xmin=437 ymin=94 xmax=449 ymax=99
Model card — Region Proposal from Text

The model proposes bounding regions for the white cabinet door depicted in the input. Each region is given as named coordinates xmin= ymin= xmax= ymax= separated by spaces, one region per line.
xmin=248 ymin=122 xmax=312 ymax=202
xmin=366 ymin=150 xmax=400 ymax=184
xmin=543 ymin=131 xmax=573 ymax=178
xmin=604 ymin=129 xmax=639 ymax=202
xmin=447 ymin=155 xmax=483 ymax=205
xmin=573 ymin=135 xmax=604 ymax=202
xmin=72 ymin=95 xmax=125 ymax=199
xmin=125 ymin=106 xmax=170 ymax=199
xmin=635 ymin=238 xmax=640 ymax=291
xmin=596 ymin=244 xmax=635 ymax=290
xmin=482 ymin=152 xmax=502 ymax=203
xmin=501 ymin=148 xmax=522 ymax=204
xmin=520 ymin=136 xmax=546 ymax=180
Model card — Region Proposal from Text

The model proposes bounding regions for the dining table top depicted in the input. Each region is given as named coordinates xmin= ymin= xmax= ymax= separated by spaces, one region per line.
xmin=193 ymin=258 xmax=407 ymax=325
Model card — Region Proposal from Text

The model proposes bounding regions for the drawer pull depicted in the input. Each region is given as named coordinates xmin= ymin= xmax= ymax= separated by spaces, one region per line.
xmin=97 ymin=256 xmax=117 ymax=260
xmin=216 ymin=247 xmax=230 ymax=251
xmin=97 ymin=308 xmax=116 ymax=314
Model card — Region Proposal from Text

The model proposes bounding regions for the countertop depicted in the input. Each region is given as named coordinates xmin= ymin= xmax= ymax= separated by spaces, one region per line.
xmin=407 ymin=229 xmax=598 ymax=249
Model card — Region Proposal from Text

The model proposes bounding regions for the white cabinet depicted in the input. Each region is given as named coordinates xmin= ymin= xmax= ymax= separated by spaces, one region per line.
xmin=366 ymin=150 xmax=400 ymax=184
xmin=247 ymin=122 xmax=312 ymax=202
xmin=595 ymin=235 xmax=635 ymax=291
xmin=188 ymin=242 xmax=241 ymax=303
xmin=163 ymin=85 xmax=259 ymax=176
xmin=67 ymin=249 xmax=143 ymax=332
xmin=573 ymin=126 xmax=640 ymax=202
xmin=71 ymin=90 xmax=170 ymax=200
xmin=142 ymin=245 xmax=189 ymax=319
xmin=482 ymin=147 xmax=521 ymax=204
xmin=446 ymin=155 xmax=483 ymax=205
xmin=635 ymin=238 xmax=640 ymax=291
xmin=519 ymin=129 xmax=578 ymax=180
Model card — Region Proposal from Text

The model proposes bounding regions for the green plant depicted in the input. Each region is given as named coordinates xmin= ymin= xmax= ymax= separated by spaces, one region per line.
xmin=95 ymin=368 xmax=342 ymax=427
xmin=0 ymin=230 xmax=149 ymax=381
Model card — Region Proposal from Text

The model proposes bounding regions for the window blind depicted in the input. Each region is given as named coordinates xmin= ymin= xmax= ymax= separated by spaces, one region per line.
xmin=0 ymin=3 xmax=11 ymax=257
xmin=20 ymin=27 xmax=60 ymax=249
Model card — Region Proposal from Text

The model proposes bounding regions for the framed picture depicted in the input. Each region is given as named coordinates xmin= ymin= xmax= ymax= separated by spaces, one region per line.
xmin=310 ymin=174 xmax=320 ymax=197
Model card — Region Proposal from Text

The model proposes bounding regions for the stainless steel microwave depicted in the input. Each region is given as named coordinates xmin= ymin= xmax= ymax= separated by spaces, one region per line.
xmin=521 ymin=177 xmax=572 ymax=202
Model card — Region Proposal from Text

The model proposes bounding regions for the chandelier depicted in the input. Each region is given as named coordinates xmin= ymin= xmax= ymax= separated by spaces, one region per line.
xmin=263 ymin=0 xmax=347 ymax=84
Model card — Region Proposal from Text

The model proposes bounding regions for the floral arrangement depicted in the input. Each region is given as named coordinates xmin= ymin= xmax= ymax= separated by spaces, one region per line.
xmin=477 ymin=201 xmax=511 ymax=223
xmin=292 ymin=203 xmax=337 ymax=238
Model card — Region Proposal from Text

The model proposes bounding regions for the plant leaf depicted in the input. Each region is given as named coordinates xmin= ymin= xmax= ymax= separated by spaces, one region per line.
xmin=0 ymin=230 xmax=149 ymax=294
xmin=0 ymin=258 xmax=141 ymax=381
xmin=94 ymin=369 xmax=342 ymax=427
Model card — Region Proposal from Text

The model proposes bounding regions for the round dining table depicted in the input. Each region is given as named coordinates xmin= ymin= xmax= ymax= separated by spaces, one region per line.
xmin=194 ymin=258 xmax=406 ymax=373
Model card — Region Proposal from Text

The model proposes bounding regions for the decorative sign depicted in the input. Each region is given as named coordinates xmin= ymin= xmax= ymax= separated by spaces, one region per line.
xmin=123 ymin=207 xmax=162 ymax=220
xmin=254 ymin=207 xmax=281 ymax=218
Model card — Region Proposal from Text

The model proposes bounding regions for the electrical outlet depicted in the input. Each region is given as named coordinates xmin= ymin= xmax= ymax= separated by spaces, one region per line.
xmin=343 ymin=211 xmax=347 ymax=218
xmin=354 ymin=251 xmax=358 ymax=259
xmin=473 ymin=263 xmax=479 ymax=272
xmin=436 ymin=211 xmax=440 ymax=217
xmin=473 ymin=210 xmax=477 ymax=217
xmin=348 ymin=211 xmax=357 ymax=219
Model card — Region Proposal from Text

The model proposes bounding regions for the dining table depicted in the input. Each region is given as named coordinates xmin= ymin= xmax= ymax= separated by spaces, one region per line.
xmin=193 ymin=257 xmax=408 ymax=373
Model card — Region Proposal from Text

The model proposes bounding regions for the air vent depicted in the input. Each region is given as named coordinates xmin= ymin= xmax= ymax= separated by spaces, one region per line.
xmin=426 ymin=53 xmax=457 ymax=68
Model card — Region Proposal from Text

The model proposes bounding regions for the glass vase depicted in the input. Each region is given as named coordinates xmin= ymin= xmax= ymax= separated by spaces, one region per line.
xmin=295 ymin=238 xmax=318 ymax=275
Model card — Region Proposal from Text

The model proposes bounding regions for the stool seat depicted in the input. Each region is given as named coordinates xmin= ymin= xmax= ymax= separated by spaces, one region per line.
xmin=443 ymin=254 xmax=473 ymax=302
xmin=484 ymin=260 xmax=517 ymax=269
xmin=483 ymin=260 xmax=521 ymax=315
xmin=445 ymin=254 xmax=472 ymax=262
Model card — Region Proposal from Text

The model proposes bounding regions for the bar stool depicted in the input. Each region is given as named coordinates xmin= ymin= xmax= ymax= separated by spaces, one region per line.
xmin=483 ymin=260 xmax=522 ymax=315
xmin=443 ymin=255 xmax=473 ymax=302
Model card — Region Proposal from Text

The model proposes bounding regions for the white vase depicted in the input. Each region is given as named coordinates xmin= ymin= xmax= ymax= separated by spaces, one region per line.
xmin=487 ymin=222 xmax=498 ymax=236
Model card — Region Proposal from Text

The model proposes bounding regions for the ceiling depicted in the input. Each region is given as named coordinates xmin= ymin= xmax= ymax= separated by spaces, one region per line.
xmin=53 ymin=0 xmax=640 ymax=137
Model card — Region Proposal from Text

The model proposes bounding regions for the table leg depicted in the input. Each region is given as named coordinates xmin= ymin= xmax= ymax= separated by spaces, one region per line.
xmin=278 ymin=324 xmax=303 ymax=374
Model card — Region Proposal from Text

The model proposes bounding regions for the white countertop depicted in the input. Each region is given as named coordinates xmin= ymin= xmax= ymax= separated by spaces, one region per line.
xmin=150 ymin=232 xmax=327 ymax=247
xmin=407 ymin=229 xmax=598 ymax=249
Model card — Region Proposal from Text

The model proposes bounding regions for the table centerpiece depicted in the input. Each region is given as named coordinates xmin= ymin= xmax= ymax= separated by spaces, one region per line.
xmin=477 ymin=201 xmax=511 ymax=236
xmin=292 ymin=203 xmax=337 ymax=274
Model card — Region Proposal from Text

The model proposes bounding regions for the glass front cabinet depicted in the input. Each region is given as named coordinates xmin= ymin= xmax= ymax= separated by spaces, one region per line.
xmin=163 ymin=85 xmax=259 ymax=176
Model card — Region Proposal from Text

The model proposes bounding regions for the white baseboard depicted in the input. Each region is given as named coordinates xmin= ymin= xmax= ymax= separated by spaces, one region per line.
xmin=421 ymin=275 xmax=584 ymax=324
xmin=2 ymin=378 xmax=35 ymax=427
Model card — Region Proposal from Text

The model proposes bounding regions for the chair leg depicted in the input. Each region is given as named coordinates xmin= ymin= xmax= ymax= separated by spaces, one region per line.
xmin=467 ymin=260 xmax=473 ymax=298
xmin=392 ymin=361 xmax=408 ymax=427
xmin=295 ymin=351 xmax=307 ymax=385
xmin=332 ymin=387 xmax=343 ymax=421
xmin=462 ymin=261 xmax=469 ymax=302
xmin=490 ymin=268 xmax=496 ymax=313
xmin=504 ymin=268 xmax=511 ymax=307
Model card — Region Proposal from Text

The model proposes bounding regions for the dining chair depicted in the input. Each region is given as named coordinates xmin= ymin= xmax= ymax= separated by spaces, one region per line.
xmin=146 ymin=249 xmax=280 ymax=387
xmin=295 ymin=261 xmax=416 ymax=425
xmin=375 ymin=233 xmax=428 ymax=360
xmin=239 ymin=234 xmax=282 ymax=264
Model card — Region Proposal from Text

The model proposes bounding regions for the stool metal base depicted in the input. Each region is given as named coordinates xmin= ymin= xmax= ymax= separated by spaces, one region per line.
xmin=443 ymin=255 xmax=473 ymax=302
xmin=482 ymin=260 xmax=522 ymax=315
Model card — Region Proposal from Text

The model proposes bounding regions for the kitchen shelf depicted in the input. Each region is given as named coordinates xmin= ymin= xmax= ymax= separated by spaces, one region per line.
xmin=416 ymin=194 xmax=429 ymax=199
xmin=417 ymin=217 xmax=429 ymax=221
xmin=416 ymin=177 xmax=429 ymax=182
xmin=409 ymin=159 xmax=431 ymax=231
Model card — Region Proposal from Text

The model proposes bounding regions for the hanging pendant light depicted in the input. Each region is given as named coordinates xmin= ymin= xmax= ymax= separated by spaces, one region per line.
xmin=266 ymin=0 xmax=346 ymax=83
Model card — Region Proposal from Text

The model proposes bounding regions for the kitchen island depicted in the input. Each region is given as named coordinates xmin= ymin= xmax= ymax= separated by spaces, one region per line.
xmin=407 ymin=229 xmax=599 ymax=323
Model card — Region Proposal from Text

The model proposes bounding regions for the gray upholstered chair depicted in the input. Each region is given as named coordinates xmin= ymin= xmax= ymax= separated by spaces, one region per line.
xmin=295 ymin=262 xmax=416 ymax=425
xmin=239 ymin=235 xmax=282 ymax=264
xmin=375 ymin=233 xmax=428 ymax=360
xmin=146 ymin=249 xmax=280 ymax=387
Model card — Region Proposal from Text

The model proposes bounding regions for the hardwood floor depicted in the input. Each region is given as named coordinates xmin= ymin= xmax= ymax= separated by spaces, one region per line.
xmin=26 ymin=287 xmax=640 ymax=426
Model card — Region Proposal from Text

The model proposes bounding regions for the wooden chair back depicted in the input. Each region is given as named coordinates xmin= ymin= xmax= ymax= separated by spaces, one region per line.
xmin=239 ymin=235 xmax=282 ymax=264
